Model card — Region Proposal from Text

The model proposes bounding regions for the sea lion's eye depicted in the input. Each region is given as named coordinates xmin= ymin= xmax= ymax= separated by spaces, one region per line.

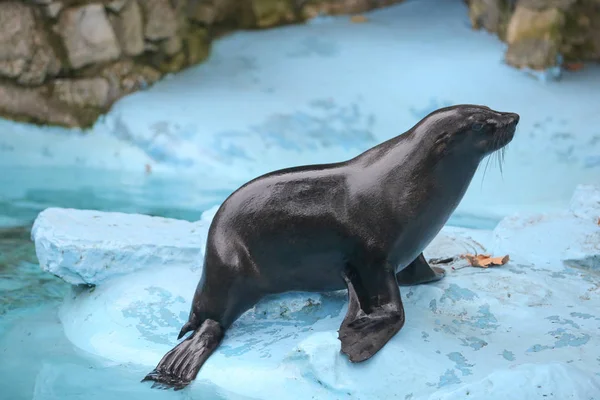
xmin=472 ymin=123 xmax=484 ymax=131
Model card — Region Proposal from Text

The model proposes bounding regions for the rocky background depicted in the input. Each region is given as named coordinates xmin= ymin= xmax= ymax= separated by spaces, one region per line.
xmin=0 ymin=0 xmax=598 ymax=128
xmin=468 ymin=0 xmax=600 ymax=71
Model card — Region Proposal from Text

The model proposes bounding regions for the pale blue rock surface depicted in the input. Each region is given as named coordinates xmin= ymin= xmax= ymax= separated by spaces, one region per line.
xmin=31 ymin=207 xmax=217 ymax=285
xmin=31 ymin=186 xmax=600 ymax=399
xmin=493 ymin=185 xmax=600 ymax=273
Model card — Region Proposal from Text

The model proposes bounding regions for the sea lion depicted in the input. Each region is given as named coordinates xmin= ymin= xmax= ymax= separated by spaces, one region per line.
xmin=142 ymin=104 xmax=519 ymax=390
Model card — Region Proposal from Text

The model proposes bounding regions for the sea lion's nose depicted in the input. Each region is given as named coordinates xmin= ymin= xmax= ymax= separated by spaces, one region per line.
xmin=504 ymin=112 xmax=520 ymax=128
xmin=502 ymin=113 xmax=520 ymax=128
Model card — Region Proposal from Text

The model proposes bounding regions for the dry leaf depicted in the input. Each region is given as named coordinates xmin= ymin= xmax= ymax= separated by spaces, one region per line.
xmin=351 ymin=15 xmax=368 ymax=23
xmin=462 ymin=253 xmax=509 ymax=268
xmin=597 ymin=217 xmax=600 ymax=226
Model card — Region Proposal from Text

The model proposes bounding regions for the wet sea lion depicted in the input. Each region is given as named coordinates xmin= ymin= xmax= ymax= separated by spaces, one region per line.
xmin=142 ymin=104 xmax=519 ymax=390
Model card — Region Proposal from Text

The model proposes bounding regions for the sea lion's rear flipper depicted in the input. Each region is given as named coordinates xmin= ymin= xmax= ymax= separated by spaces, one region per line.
xmin=338 ymin=266 xmax=405 ymax=363
xmin=396 ymin=253 xmax=445 ymax=286
xmin=142 ymin=319 xmax=224 ymax=391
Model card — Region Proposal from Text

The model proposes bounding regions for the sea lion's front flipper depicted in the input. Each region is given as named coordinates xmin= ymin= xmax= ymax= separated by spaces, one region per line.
xmin=338 ymin=266 xmax=405 ymax=363
xmin=396 ymin=253 xmax=445 ymax=286
xmin=142 ymin=319 xmax=224 ymax=390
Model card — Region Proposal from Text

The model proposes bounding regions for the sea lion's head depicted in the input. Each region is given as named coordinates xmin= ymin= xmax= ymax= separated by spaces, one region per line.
xmin=422 ymin=104 xmax=519 ymax=160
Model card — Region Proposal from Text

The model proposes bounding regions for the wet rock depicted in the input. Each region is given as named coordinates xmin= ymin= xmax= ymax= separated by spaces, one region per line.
xmin=139 ymin=0 xmax=178 ymax=40
xmin=211 ymin=0 xmax=241 ymax=24
xmin=123 ymin=64 xmax=162 ymax=90
xmin=468 ymin=0 xmax=512 ymax=37
xmin=0 ymin=2 xmax=37 ymax=79
xmin=42 ymin=2 xmax=64 ymax=19
xmin=188 ymin=0 xmax=218 ymax=25
xmin=106 ymin=0 xmax=128 ymax=13
xmin=505 ymin=5 xmax=564 ymax=69
xmin=329 ymin=0 xmax=375 ymax=14
xmin=52 ymin=78 xmax=110 ymax=108
xmin=0 ymin=82 xmax=78 ymax=127
xmin=469 ymin=0 xmax=600 ymax=69
xmin=506 ymin=6 xmax=564 ymax=45
xmin=161 ymin=35 xmax=184 ymax=56
xmin=99 ymin=59 xmax=134 ymax=102
xmin=251 ymin=0 xmax=296 ymax=28
xmin=158 ymin=52 xmax=187 ymax=73
xmin=109 ymin=0 xmax=144 ymax=56
xmin=58 ymin=4 xmax=121 ymax=69
xmin=17 ymin=31 xmax=62 ymax=86
xmin=505 ymin=37 xmax=560 ymax=70
xmin=518 ymin=0 xmax=577 ymax=11
xmin=185 ymin=26 xmax=211 ymax=65
xmin=300 ymin=0 xmax=375 ymax=18
xmin=97 ymin=60 xmax=161 ymax=102
xmin=559 ymin=0 xmax=600 ymax=62
xmin=0 ymin=60 xmax=27 ymax=79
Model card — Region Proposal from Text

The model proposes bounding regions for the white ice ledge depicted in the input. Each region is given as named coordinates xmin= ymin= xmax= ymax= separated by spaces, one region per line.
xmin=31 ymin=206 xmax=218 ymax=285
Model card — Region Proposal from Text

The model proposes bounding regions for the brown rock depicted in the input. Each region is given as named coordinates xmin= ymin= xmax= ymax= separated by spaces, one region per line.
xmin=188 ymin=1 xmax=217 ymax=25
xmin=139 ymin=0 xmax=178 ymax=40
xmin=144 ymin=41 xmax=160 ymax=52
xmin=504 ymin=5 xmax=565 ymax=69
xmin=0 ymin=2 xmax=37 ymax=78
xmin=0 ymin=82 xmax=79 ymax=127
xmin=17 ymin=30 xmax=62 ymax=85
xmin=99 ymin=60 xmax=134 ymax=103
xmin=109 ymin=0 xmax=144 ymax=56
xmin=162 ymin=36 xmax=184 ymax=56
xmin=120 ymin=64 xmax=162 ymax=92
xmin=559 ymin=0 xmax=600 ymax=62
xmin=506 ymin=6 xmax=564 ymax=45
xmin=158 ymin=52 xmax=186 ymax=73
xmin=0 ymin=60 xmax=27 ymax=79
xmin=330 ymin=0 xmax=373 ymax=14
xmin=42 ymin=2 xmax=64 ymax=19
xmin=58 ymin=4 xmax=121 ymax=69
xmin=518 ymin=0 xmax=577 ymax=11
xmin=98 ymin=61 xmax=162 ymax=99
xmin=211 ymin=0 xmax=240 ymax=24
xmin=106 ymin=0 xmax=128 ymax=13
xmin=469 ymin=0 xmax=511 ymax=34
xmin=505 ymin=37 xmax=560 ymax=69
xmin=52 ymin=78 xmax=110 ymax=108
xmin=251 ymin=0 xmax=296 ymax=28
xmin=185 ymin=27 xmax=210 ymax=65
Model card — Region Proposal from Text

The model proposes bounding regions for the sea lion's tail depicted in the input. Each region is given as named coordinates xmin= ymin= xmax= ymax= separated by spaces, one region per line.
xmin=141 ymin=319 xmax=224 ymax=390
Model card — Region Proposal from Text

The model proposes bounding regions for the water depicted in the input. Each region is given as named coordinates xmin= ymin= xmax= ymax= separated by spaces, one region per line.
xmin=1 ymin=0 xmax=599 ymax=398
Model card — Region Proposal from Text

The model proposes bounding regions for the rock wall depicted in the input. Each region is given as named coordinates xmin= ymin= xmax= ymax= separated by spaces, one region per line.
xmin=0 ymin=0 xmax=403 ymax=128
xmin=1 ymin=0 xmax=598 ymax=128
xmin=468 ymin=0 xmax=600 ymax=71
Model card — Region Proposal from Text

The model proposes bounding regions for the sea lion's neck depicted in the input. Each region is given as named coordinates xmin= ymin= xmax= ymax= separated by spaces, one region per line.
xmin=354 ymin=129 xmax=481 ymax=208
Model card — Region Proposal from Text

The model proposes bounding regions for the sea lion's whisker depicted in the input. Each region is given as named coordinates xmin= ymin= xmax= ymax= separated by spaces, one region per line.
xmin=480 ymin=154 xmax=493 ymax=188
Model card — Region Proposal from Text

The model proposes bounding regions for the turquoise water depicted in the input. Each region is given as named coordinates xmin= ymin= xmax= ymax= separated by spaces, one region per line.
xmin=0 ymin=167 xmax=220 ymax=400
